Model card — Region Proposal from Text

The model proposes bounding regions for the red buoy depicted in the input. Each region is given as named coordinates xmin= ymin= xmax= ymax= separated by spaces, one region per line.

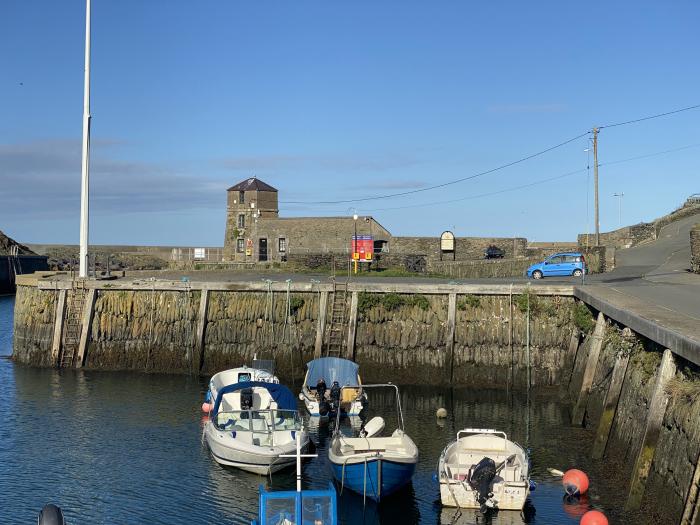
xmin=562 ymin=469 xmax=589 ymax=496
xmin=580 ymin=510 xmax=608 ymax=525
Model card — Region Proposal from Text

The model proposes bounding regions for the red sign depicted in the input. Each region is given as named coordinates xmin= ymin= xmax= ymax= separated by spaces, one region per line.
xmin=351 ymin=235 xmax=373 ymax=262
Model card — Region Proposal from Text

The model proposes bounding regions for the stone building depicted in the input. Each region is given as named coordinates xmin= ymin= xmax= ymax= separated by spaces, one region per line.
xmin=223 ymin=177 xmax=391 ymax=262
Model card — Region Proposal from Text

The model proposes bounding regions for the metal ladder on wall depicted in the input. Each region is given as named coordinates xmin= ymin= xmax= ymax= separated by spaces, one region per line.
xmin=59 ymin=280 xmax=87 ymax=368
xmin=324 ymin=280 xmax=348 ymax=357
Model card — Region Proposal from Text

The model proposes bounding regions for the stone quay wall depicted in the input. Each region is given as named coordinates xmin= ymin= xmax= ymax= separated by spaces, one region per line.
xmin=691 ymin=224 xmax=700 ymax=274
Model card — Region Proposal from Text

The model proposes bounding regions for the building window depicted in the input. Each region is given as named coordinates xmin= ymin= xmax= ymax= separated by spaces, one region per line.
xmin=238 ymin=214 xmax=245 ymax=228
xmin=236 ymin=238 xmax=244 ymax=253
xmin=278 ymin=237 xmax=287 ymax=253
xmin=239 ymin=191 xmax=245 ymax=204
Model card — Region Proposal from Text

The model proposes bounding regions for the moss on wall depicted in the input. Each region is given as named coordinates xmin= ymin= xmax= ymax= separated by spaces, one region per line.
xmin=12 ymin=285 xmax=56 ymax=366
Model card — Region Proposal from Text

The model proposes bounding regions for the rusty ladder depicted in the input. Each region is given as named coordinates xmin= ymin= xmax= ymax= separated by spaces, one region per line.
xmin=59 ymin=280 xmax=87 ymax=368
xmin=324 ymin=280 xmax=348 ymax=358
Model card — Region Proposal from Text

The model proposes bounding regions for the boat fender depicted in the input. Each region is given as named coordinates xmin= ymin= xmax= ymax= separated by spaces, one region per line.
xmin=529 ymin=480 xmax=537 ymax=491
xmin=205 ymin=391 xmax=211 ymax=403
xmin=360 ymin=416 xmax=385 ymax=438
xmin=432 ymin=472 xmax=439 ymax=483
xmin=201 ymin=402 xmax=213 ymax=413
xmin=38 ymin=504 xmax=65 ymax=525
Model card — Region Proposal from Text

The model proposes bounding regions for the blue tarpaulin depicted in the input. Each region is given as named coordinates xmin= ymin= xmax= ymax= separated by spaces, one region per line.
xmin=305 ymin=357 xmax=360 ymax=388
xmin=212 ymin=381 xmax=297 ymax=415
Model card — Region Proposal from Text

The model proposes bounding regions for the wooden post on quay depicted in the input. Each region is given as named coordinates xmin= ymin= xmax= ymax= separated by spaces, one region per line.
xmin=566 ymin=330 xmax=580 ymax=388
xmin=195 ymin=289 xmax=209 ymax=371
xmin=572 ymin=312 xmax=606 ymax=426
xmin=314 ymin=291 xmax=328 ymax=358
xmin=346 ymin=291 xmax=358 ymax=360
xmin=592 ymin=349 xmax=630 ymax=459
xmin=50 ymin=289 xmax=68 ymax=365
xmin=75 ymin=288 xmax=97 ymax=368
xmin=447 ymin=293 xmax=457 ymax=383
xmin=681 ymin=451 xmax=700 ymax=525
xmin=625 ymin=348 xmax=677 ymax=511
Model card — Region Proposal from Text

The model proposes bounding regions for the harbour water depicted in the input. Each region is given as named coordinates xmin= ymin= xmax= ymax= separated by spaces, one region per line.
xmin=0 ymin=295 xmax=625 ymax=524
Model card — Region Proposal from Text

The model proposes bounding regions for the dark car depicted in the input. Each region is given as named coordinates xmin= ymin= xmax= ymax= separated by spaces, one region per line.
xmin=484 ymin=245 xmax=506 ymax=259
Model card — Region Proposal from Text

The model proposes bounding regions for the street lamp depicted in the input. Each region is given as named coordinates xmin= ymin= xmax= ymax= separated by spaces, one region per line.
xmin=613 ymin=192 xmax=624 ymax=228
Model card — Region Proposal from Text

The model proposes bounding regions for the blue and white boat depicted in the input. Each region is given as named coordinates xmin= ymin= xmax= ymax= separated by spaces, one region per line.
xmin=204 ymin=381 xmax=309 ymax=475
xmin=299 ymin=357 xmax=367 ymax=417
xmin=328 ymin=384 xmax=418 ymax=502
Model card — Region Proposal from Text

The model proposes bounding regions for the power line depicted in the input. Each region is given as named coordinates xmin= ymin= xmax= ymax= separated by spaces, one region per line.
xmin=599 ymin=142 xmax=700 ymax=166
xmin=280 ymin=131 xmax=590 ymax=205
xmin=598 ymin=103 xmax=700 ymax=129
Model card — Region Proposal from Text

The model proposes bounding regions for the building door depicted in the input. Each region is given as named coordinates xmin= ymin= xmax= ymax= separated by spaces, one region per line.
xmin=258 ymin=238 xmax=268 ymax=262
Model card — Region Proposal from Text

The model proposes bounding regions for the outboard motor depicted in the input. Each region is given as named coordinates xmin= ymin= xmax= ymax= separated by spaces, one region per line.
xmin=240 ymin=388 xmax=254 ymax=411
xmin=315 ymin=378 xmax=327 ymax=402
xmin=329 ymin=381 xmax=341 ymax=413
xmin=469 ymin=457 xmax=497 ymax=512
xmin=38 ymin=504 xmax=65 ymax=525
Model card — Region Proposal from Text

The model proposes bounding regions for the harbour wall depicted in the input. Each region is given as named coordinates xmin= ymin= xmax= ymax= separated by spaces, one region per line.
xmin=12 ymin=275 xmax=700 ymax=523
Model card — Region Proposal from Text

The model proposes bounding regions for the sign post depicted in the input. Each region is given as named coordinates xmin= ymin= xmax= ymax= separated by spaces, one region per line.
xmin=351 ymin=235 xmax=373 ymax=274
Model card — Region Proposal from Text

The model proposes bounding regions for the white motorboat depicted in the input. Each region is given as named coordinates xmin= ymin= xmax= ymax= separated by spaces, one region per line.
xmin=204 ymin=381 xmax=309 ymax=475
xmin=203 ymin=359 xmax=278 ymax=413
xmin=299 ymin=357 xmax=366 ymax=417
xmin=438 ymin=429 xmax=530 ymax=512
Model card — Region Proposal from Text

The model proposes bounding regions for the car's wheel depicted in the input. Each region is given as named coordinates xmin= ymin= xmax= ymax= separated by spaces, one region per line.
xmin=572 ymin=269 xmax=583 ymax=277
xmin=532 ymin=270 xmax=543 ymax=280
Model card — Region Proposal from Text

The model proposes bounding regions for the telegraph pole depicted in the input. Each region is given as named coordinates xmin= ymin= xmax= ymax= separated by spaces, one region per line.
xmin=79 ymin=0 xmax=92 ymax=278
xmin=593 ymin=127 xmax=600 ymax=246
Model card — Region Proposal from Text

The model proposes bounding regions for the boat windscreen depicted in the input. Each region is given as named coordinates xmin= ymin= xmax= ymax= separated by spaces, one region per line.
xmin=306 ymin=357 xmax=360 ymax=388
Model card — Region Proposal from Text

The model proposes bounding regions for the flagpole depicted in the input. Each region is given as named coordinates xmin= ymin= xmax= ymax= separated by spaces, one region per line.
xmin=79 ymin=0 xmax=91 ymax=278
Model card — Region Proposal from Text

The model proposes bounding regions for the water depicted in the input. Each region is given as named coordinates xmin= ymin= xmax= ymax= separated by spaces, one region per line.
xmin=0 ymin=295 xmax=619 ymax=524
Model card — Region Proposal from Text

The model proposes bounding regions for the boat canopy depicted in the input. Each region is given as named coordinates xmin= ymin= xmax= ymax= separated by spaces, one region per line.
xmin=212 ymin=381 xmax=297 ymax=416
xmin=306 ymin=357 xmax=360 ymax=388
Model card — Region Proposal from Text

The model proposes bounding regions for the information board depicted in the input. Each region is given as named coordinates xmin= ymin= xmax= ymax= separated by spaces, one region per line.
xmin=351 ymin=235 xmax=374 ymax=262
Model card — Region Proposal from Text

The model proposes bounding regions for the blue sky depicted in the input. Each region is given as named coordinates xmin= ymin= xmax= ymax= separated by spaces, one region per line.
xmin=2 ymin=0 xmax=699 ymax=246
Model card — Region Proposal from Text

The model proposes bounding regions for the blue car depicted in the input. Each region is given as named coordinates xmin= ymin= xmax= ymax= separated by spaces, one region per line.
xmin=526 ymin=252 xmax=587 ymax=279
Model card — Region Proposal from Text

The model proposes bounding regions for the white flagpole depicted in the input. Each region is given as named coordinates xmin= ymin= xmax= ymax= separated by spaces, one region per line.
xmin=79 ymin=0 xmax=91 ymax=278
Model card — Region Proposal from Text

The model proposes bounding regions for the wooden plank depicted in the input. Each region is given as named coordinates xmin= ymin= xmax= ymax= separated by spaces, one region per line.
xmin=36 ymin=278 xmax=575 ymax=296
xmin=314 ymin=291 xmax=329 ymax=358
xmin=195 ymin=289 xmax=209 ymax=371
xmin=346 ymin=291 xmax=359 ymax=360
xmin=446 ymin=293 xmax=457 ymax=383
xmin=50 ymin=289 xmax=67 ymax=365
xmin=565 ymin=330 xmax=581 ymax=389
xmin=572 ymin=312 xmax=606 ymax=426
xmin=591 ymin=350 xmax=630 ymax=459
xmin=75 ymin=288 xmax=97 ymax=368
xmin=625 ymin=349 xmax=677 ymax=511
xmin=681 ymin=450 xmax=700 ymax=525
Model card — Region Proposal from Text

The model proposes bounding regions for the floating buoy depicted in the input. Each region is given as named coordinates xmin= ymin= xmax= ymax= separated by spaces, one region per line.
xmin=201 ymin=402 xmax=213 ymax=413
xmin=563 ymin=469 xmax=589 ymax=496
xmin=436 ymin=408 xmax=447 ymax=418
xmin=580 ymin=510 xmax=608 ymax=525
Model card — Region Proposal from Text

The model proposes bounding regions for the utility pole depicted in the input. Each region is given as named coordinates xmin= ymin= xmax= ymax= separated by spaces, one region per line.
xmin=78 ymin=0 xmax=92 ymax=278
xmin=592 ymin=127 xmax=600 ymax=246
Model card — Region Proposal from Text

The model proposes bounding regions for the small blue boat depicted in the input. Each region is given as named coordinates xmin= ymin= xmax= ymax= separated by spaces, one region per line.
xmin=328 ymin=384 xmax=418 ymax=502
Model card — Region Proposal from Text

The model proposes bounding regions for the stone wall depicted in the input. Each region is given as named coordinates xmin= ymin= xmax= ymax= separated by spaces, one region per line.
xmin=691 ymin=224 xmax=700 ymax=274
xmin=429 ymin=257 xmax=541 ymax=279
xmin=390 ymin=236 xmax=526 ymax=262
xmin=12 ymin=286 xmax=56 ymax=365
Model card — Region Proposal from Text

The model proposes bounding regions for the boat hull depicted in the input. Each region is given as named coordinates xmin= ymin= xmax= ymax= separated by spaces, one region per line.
xmin=439 ymin=480 xmax=529 ymax=510
xmin=205 ymin=425 xmax=309 ymax=475
xmin=330 ymin=457 xmax=416 ymax=501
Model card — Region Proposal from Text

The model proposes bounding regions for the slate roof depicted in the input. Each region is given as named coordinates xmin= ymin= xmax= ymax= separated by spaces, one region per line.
xmin=227 ymin=177 xmax=278 ymax=192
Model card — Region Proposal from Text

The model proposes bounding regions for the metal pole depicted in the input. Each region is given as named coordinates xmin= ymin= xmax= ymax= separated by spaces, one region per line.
xmin=593 ymin=127 xmax=600 ymax=246
xmin=614 ymin=192 xmax=624 ymax=228
xmin=78 ymin=0 xmax=92 ymax=278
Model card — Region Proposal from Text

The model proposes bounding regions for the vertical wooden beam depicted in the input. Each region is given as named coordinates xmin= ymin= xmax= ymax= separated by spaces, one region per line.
xmin=195 ymin=289 xmax=209 ymax=371
xmin=592 ymin=349 xmax=631 ymax=459
xmin=625 ymin=348 xmax=677 ymax=511
xmin=50 ymin=289 xmax=67 ymax=365
xmin=572 ymin=312 xmax=606 ymax=426
xmin=75 ymin=288 xmax=97 ymax=368
xmin=314 ymin=291 xmax=328 ymax=358
xmin=681 ymin=451 xmax=700 ymax=525
xmin=446 ymin=293 xmax=457 ymax=384
xmin=566 ymin=329 xmax=580 ymax=388
xmin=346 ymin=291 xmax=358 ymax=360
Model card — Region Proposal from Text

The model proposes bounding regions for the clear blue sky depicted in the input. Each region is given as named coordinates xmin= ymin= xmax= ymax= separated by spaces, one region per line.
xmin=2 ymin=0 xmax=699 ymax=246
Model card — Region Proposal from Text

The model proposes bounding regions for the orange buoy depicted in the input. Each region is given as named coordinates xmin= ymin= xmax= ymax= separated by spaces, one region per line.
xmin=562 ymin=469 xmax=589 ymax=496
xmin=201 ymin=402 xmax=213 ymax=413
xmin=580 ymin=510 xmax=608 ymax=525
